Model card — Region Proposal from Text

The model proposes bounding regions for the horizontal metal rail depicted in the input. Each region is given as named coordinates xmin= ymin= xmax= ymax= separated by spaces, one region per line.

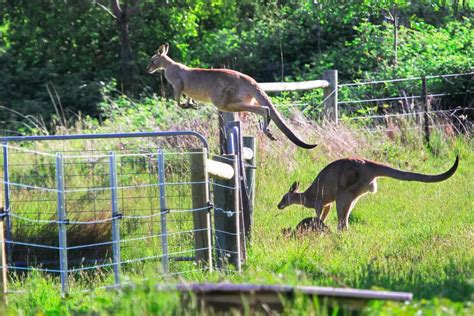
xmin=0 ymin=130 xmax=208 ymax=149
xmin=259 ymin=80 xmax=329 ymax=92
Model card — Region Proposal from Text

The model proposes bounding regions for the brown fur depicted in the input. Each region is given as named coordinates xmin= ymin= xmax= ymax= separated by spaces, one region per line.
xmin=277 ymin=156 xmax=459 ymax=231
xmin=147 ymin=44 xmax=316 ymax=149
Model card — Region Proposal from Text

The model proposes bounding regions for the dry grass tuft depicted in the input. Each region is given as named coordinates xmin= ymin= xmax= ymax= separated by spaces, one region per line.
xmin=12 ymin=213 xmax=112 ymax=271
xmin=312 ymin=121 xmax=368 ymax=159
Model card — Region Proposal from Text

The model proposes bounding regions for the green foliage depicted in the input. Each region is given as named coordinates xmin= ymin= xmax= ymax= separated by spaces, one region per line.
xmin=0 ymin=0 xmax=472 ymax=133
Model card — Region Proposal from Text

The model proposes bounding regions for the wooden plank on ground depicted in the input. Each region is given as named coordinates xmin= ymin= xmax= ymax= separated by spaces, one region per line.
xmin=156 ymin=283 xmax=413 ymax=313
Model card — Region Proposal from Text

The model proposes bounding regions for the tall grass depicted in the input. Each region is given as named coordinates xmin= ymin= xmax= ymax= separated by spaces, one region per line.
xmin=1 ymin=99 xmax=473 ymax=314
xmin=253 ymin=118 xmax=472 ymax=298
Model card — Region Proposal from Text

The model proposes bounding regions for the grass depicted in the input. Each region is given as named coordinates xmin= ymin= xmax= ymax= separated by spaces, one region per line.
xmin=253 ymin=124 xmax=473 ymax=300
xmin=1 ymin=106 xmax=473 ymax=314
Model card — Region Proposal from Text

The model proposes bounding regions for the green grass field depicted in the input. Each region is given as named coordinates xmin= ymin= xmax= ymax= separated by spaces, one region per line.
xmin=2 ymin=117 xmax=473 ymax=315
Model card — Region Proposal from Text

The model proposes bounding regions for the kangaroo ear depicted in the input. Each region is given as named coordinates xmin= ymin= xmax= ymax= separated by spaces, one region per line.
xmin=289 ymin=181 xmax=299 ymax=193
xmin=157 ymin=44 xmax=168 ymax=55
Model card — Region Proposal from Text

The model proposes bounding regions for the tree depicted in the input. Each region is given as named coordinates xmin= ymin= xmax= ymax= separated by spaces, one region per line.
xmin=96 ymin=0 xmax=139 ymax=95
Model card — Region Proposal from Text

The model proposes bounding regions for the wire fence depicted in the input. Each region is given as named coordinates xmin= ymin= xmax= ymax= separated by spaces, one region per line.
xmin=272 ymin=71 xmax=473 ymax=134
xmin=338 ymin=72 xmax=472 ymax=113
xmin=0 ymin=131 xmax=244 ymax=295
xmin=0 ymin=72 xmax=471 ymax=295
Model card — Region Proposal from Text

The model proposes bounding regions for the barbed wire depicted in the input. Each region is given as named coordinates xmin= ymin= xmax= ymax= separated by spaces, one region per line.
xmin=362 ymin=123 xmax=467 ymax=134
xmin=338 ymin=91 xmax=471 ymax=105
xmin=346 ymin=107 xmax=472 ymax=121
xmin=338 ymin=71 xmax=473 ymax=87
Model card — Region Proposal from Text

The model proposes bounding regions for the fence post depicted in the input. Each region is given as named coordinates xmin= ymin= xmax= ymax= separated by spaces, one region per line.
xmin=2 ymin=144 xmax=11 ymax=263
xmin=190 ymin=148 xmax=213 ymax=270
xmin=421 ymin=76 xmax=431 ymax=146
xmin=243 ymin=136 xmax=256 ymax=242
xmin=55 ymin=153 xmax=68 ymax=295
xmin=109 ymin=152 xmax=121 ymax=286
xmin=213 ymin=154 xmax=241 ymax=272
xmin=226 ymin=122 xmax=248 ymax=263
xmin=219 ymin=112 xmax=237 ymax=155
xmin=323 ymin=70 xmax=338 ymax=123
xmin=0 ymin=216 xmax=7 ymax=295
xmin=157 ymin=149 xmax=169 ymax=273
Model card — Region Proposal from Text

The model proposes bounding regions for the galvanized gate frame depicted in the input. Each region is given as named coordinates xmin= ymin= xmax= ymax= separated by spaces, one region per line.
xmin=0 ymin=131 xmax=208 ymax=294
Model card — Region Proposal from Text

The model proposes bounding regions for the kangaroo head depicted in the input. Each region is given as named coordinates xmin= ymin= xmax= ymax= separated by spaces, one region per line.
xmin=277 ymin=181 xmax=300 ymax=210
xmin=147 ymin=43 xmax=170 ymax=74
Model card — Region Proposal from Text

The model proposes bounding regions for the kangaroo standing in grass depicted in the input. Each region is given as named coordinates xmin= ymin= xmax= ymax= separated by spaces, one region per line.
xmin=277 ymin=156 xmax=459 ymax=231
xmin=146 ymin=44 xmax=317 ymax=149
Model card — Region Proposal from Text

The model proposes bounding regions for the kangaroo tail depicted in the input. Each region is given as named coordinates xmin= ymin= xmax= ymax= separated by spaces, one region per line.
xmin=373 ymin=156 xmax=459 ymax=182
xmin=254 ymin=87 xmax=317 ymax=149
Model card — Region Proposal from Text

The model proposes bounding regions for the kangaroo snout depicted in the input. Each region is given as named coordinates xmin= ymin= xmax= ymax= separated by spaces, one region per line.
xmin=277 ymin=199 xmax=287 ymax=210
xmin=146 ymin=64 xmax=157 ymax=74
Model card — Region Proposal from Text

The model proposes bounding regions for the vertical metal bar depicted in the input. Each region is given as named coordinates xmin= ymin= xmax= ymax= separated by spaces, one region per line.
xmin=218 ymin=112 xmax=237 ymax=155
xmin=227 ymin=124 xmax=247 ymax=264
xmin=0 ymin=219 xmax=7 ymax=295
xmin=2 ymin=144 xmax=11 ymax=261
xmin=0 ymin=145 xmax=7 ymax=295
xmin=232 ymin=155 xmax=242 ymax=272
xmin=226 ymin=127 xmax=237 ymax=155
xmin=157 ymin=149 xmax=169 ymax=273
xmin=56 ymin=153 xmax=68 ymax=295
xmin=243 ymin=136 xmax=256 ymax=241
xmin=109 ymin=152 xmax=121 ymax=285
xmin=422 ymin=76 xmax=431 ymax=146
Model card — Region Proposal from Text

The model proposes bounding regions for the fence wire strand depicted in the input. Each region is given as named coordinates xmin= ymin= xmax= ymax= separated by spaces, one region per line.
xmin=338 ymin=71 xmax=473 ymax=87
xmin=1 ymin=139 xmax=243 ymax=295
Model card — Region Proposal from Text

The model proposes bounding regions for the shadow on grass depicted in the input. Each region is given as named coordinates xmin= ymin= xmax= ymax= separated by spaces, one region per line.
xmin=356 ymin=259 xmax=473 ymax=301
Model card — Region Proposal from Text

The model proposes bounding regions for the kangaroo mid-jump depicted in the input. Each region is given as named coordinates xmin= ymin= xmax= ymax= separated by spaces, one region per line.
xmin=146 ymin=44 xmax=317 ymax=149
xmin=277 ymin=156 xmax=459 ymax=231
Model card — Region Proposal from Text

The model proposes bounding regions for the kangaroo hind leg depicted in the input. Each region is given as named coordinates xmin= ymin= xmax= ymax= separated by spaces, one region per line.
xmin=312 ymin=200 xmax=329 ymax=231
xmin=320 ymin=204 xmax=331 ymax=223
xmin=179 ymin=97 xmax=197 ymax=109
xmin=221 ymin=101 xmax=277 ymax=140
xmin=335 ymin=194 xmax=357 ymax=231
xmin=258 ymin=106 xmax=277 ymax=140
xmin=314 ymin=199 xmax=324 ymax=220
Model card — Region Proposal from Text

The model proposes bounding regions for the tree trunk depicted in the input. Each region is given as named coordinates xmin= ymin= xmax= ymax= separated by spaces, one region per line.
xmin=112 ymin=0 xmax=134 ymax=95
xmin=119 ymin=13 xmax=133 ymax=94
xmin=392 ymin=6 xmax=398 ymax=68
